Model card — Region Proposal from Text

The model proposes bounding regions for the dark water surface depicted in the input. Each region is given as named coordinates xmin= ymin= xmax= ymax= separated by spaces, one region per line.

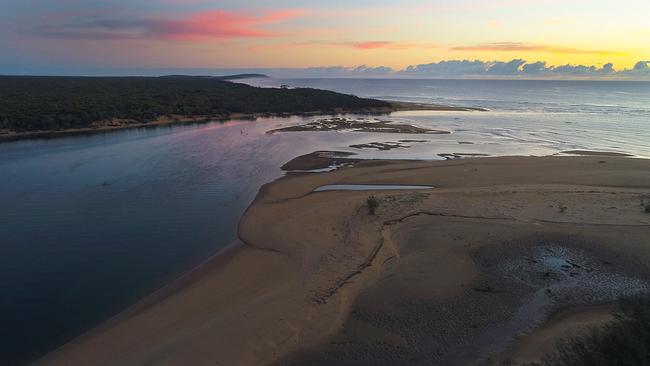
xmin=0 ymin=116 xmax=364 ymax=365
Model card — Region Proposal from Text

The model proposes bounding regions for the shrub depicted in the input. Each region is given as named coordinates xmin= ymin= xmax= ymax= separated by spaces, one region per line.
xmin=533 ymin=294 xmax=650 ymax=366
xmin=366 ymin=195 xmax=379 ymax=215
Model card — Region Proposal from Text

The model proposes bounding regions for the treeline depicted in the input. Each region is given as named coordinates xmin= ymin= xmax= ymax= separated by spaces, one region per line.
xmin=0 ymin=76 xmax=390 ymax=132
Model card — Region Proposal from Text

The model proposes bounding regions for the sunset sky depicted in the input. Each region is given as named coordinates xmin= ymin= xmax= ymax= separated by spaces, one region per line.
xmin=1 ymin=0 xmax=649 ymax=77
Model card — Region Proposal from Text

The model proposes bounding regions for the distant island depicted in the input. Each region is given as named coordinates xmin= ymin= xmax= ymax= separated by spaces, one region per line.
xmin=216 ymin=73 xmax=269 ymax=80
xmin=159 ymin=74 xmax=269 ymax=80
xmin=0 ymin=75 xmax=393 ymax=141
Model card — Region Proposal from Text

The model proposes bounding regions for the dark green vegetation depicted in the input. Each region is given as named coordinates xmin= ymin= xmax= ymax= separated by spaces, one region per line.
xmin=162 ymin=74 xmax=268 ymax=81
xmin=535 ymin=294 xmax=650 ymax=366
xmin=0 ymin=76 xmax=390 ymax=133
xmin=642 ymin=197 xmax=650 ymax=213
xmin=366 ymin=195 xmax=379 ymax=215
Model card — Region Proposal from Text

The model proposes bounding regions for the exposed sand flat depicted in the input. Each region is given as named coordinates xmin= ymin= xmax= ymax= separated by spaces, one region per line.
xmin=267 ymin=117 xmax=451 ymax=135
xmin=37 ymin=156 xmax=650 ymax=366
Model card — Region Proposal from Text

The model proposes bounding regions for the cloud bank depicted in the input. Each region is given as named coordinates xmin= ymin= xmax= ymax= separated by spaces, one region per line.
xmin=2 ymin=61 xmax=649 ymax=80
xmin=295 ymin=60 xmax=650 ymax=79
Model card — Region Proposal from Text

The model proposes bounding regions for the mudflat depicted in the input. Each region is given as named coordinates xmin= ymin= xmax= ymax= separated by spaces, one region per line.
xmin=37 ymin=156 xmax=650 ymax=366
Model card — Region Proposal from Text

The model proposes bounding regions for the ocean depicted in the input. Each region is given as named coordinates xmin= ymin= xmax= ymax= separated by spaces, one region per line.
xmin=244 ymin=78 xmax=650 ymax=158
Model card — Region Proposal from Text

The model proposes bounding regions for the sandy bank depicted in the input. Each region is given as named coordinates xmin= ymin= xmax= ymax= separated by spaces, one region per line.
xmin=36 ymin=156 xmax=650 ymax=366
xmin=1 ymin=101 xmax=475 ymax=143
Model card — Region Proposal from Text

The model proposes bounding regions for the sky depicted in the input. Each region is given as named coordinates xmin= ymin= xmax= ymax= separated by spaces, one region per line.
xmin=1 ymin=0 xmax=649 ymax=78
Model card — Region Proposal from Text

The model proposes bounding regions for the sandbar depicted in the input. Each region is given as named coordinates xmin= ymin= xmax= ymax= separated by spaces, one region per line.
xmin=36 ymin=156 xmax=650 ymax=366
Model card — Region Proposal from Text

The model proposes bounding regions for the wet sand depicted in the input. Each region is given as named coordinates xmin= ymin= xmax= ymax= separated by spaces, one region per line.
xmin=267 ymin=116 xmax=451 ymax=135
xmin=36 ymin=156 xmax=650 ymax=366
xmin=280 ymin=151 xmax=360 ymax=171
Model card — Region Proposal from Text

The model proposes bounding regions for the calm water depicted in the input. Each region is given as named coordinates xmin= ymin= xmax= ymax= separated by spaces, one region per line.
xmin=1 ymin=79 xmax=649 ymax=364
xmin=246 ymin=78 xmax=650 ymax=158
xmin=0 ymin=117 xmax=375 ymax=365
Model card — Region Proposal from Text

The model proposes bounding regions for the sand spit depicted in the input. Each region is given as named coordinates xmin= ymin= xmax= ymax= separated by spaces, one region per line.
xmin=438 ymin=152 xmax=491 ymax=160
xmin=350 ymin=141 xmax=412 ymax=151
xmin=280 ymin=151 xmax=360 ymax=171
xmin=37 ymin=156 xmax=650 ymax=366
xmin=560 ymin=150 xmax=634 ymax=157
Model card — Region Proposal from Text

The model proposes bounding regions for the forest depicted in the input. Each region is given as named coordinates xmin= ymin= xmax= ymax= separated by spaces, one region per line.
xmin=0 ymin=76 xmax=390 ymax=132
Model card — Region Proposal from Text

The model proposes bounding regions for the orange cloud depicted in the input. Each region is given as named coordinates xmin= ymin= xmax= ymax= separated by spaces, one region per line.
xmin=353 ymin=41 xmax=393 ymax=49
xmin=451 ymin=42 xmax=618 ymax=55
xmin=152 ymin=9 xmax=304 ymax=41
xmin=272 ymin=40 xmax=437 ymax=50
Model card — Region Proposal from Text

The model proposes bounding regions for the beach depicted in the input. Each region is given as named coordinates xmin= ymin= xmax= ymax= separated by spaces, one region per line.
xmin=36 ymin=155 xmax=650 ymax=366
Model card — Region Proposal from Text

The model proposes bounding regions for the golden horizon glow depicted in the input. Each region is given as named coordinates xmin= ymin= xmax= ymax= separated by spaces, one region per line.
xmin=1 ymin=0 xmax=649 ymax=76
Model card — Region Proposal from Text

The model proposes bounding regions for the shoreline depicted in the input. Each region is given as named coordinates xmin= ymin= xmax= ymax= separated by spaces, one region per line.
xmin=35 ymin=155 xmax=650 ymax=366
xmin=0 ymin=102 xmax=484 ymax=143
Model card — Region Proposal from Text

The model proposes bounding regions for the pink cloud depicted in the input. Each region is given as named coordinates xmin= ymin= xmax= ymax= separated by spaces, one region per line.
xmin=27 ymin=9 xmax=304 ymax=41
xmin=148 ymin=10 xmax=303 ymax=40
xmin=351 ymin=41 xmax=437 ymax=50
